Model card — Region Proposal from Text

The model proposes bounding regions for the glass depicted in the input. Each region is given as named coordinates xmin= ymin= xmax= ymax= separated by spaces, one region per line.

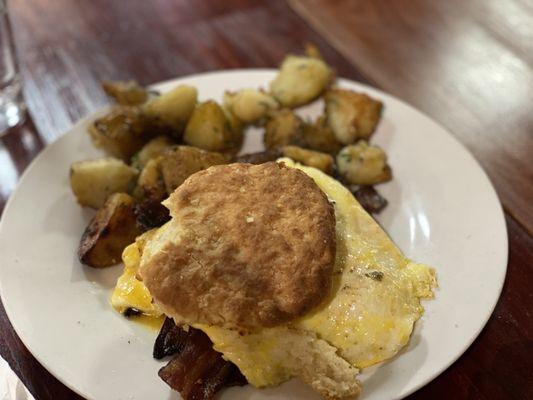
xmin=0 ymin=0 xmax=24 ymax=135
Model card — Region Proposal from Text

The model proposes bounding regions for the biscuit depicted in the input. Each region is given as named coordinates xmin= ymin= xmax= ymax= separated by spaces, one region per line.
xmin=139 ymin=162 xmax=336 ymax=330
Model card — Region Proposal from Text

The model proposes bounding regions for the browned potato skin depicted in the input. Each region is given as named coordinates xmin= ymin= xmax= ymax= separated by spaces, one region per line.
xmin=159 ymin=146 xmax=228 ymax=194
xmin=78 ymin=193 xmax=142 ymax=268
xmin=302 ymin=115 xmax=343 ymax=154
xmin=89 ymin=106 xmax=150 ymax=160
xmin=264 ymin=109 xmax=305 ymax=150
xmin=142 ymin=85 xmax=198 ymax=139
xmin=325 ymin=88 xmax=383 ymax=144
xmin=282 ymin=145 xmax=334 ymax=174
xmin=134 ymin=156 xmax=167 ymax=201
xmin=132 ymin=157 xmax=170 ymax=231
xmin=102 ymin=80 xmax=148 ymax=106
xmin=270 ymin=55 xmax=333 ymax=108
xmin=336 ymin=141 xmax=392 ymax=185
xmin=183 ymin=101 xmax=242 ymax=153
xmin=131 ymin=135 xmax=175 ymax=170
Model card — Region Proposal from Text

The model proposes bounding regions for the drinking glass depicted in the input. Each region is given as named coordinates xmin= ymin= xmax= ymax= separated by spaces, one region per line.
xmin=0 ymin=0 xmax=24 ymax=135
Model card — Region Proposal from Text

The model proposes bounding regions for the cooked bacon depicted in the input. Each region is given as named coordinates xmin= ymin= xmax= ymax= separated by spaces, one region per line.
xmin=353 ymin=186 xmax=388 ymax=214
xmin=156 ymin=318 xmax=247 ymax=400
xmin=134 ymin=196 xmax=170 ymax=232
xmin=153 ymin=317 xmax=191 ymax=359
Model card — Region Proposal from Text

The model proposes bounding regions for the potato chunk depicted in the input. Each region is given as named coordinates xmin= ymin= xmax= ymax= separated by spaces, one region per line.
xmin=78 ymin=193 xmax=141 ymax=268
xmin=222 ymin=106 xmax=244 ymax=156
xmin=336 ymin=141 xmax=392 ymax=185
xmin=89 ymin=106 xmax=148 ymax=160
xmin=325 ymin=88 xmax=383 ymax=144
xmin=184 ymin=101 xmax=242 ymax=153
xmin=302 ymin=116 xmax=342 ymax=154
xmin=270 ymin=55 xmax=333 ymax=108
xmin=70 ymin=158 xmax=138 ymax=209
xmin=102 ymin=80 xmax=148 ymax=106
xmin=282 ymin=146 xmax=334 ymax=174
xmin=304 ymin=42 xmax=324 ymax=60
xmin=134 ymin=157 xmax=167 ymax=201
xmin=142 ymin=85 xmax=198 ymax=135
xmin=223 ymin=88 xmax=279 ymax=124
xmin=264 ymin=109 xmax=305 ymax=149
xmin=159 ymin=146 xmax=228 ymax=194
xmin=131 ymin=135 xmax=175 ymax=169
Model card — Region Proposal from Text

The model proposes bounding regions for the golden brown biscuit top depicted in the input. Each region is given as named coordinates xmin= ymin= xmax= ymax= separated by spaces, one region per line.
xmin=139 ymin=162 xmax=336 ymax=330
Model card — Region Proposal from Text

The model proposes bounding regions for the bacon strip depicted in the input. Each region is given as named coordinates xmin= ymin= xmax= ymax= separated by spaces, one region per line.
xmin=155 ymin=318 xmax=247 ymax=400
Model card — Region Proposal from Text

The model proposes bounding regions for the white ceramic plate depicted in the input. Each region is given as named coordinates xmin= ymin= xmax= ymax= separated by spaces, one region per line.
xmin=0 ymin=70 xmax=507 ymax=400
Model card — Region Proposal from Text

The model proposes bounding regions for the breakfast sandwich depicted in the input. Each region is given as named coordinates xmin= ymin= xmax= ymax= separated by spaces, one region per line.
xmin=111 ymin=160 xmax=436 ymax=400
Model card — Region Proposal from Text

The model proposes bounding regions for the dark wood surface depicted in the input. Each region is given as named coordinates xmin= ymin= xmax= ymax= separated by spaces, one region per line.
xmin=289 ymin=0 xmax=533 ymax=235
xmin=0 ymin=0 xmax=531 ymax=399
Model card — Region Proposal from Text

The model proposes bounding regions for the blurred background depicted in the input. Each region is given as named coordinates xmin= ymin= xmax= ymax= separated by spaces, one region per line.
xmin=0 ymin=1 xmax=531 ymax=399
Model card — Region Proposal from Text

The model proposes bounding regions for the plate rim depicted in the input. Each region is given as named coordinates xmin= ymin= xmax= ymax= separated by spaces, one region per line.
xmin=0 ymin=68 xmax=509 ymax=400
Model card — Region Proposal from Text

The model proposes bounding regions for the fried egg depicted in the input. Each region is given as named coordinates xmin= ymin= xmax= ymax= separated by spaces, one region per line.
xmin=111 ymin=159 xmax=436 ymax=398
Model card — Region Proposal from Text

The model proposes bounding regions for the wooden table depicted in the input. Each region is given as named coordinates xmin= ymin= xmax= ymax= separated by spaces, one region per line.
xmin=0 ymin=0 xmax=531 ymax=399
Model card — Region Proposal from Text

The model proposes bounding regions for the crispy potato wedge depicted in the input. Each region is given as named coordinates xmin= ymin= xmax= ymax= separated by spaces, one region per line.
xmin=159 ymin=146 xmax=228 ymax=194
xmin=325 ymin=88 xmax=383 ymax=144
xmin=142 ymin=85 xmax=198 ymax=136
xmin=302 ymin=115 xmax=343 ymax=154
xmin=270 ymin=55 xmax=333 ymax=108
xmin=223 ymin=88 xmax=279 ymax=124
xmin=184 ymin=101 xmax=242 ymax=153
xmin=131 ymin=135 xmax=175 ymax=170
xmin=70 ymin=158 xmax=138 ymax=209
xmin=336 ymin=141 xmax=392 ymax=185
xmin=89 ymin=106 xmax=149 ymax=160
xmin=282 ymin=145 xmax=334 ymax=174
xmin=78 ymin=193 xmax=141 ymax=268
xmin=102 ymin=80 xmax=148 ymax=106
xmin=264 ymin=109 xmax=305 ymax=149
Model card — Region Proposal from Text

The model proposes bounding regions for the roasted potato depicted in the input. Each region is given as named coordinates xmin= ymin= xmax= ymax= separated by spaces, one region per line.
xmin=134 ymin=157 xmax=167 ymax=201
xmin=282 ymin=145 xmax=334 ymax=174
xmin=89 ymin=106 xmax=149 ymax=160
xmin=183 ymin=101 xmax=242 ymax=153
xmin=102 ymin=80 xmax=148 ymax=106
xmin=131 ymin=135 xmax=175 ymax=170
xmin=336 ymin=141 xmax=392 ymax=185
xmin=264 ymin=109 xmax=305 ymax=149
xmin=270 ymin=55 xmax=333 ymax=108
xmin=302 ymin=115 xmax=342 ymax=154
xmin=142 ymin=85 xmax=198 ymax=136
xmin=159 ymin=146 xmax=228 ymax=194
xmin=222 ymin=106 xmax=245 ymax=156
xmin=223 ymin=88 xmax=279 ymax=124
xmin=304 ymin=43 xmax=324 ymax=60
xmin=70 ymin=158 xmax=138 ymax=209
xmin=325 ymin=88 xmax=383 ymax=144
xmin=78 ymin=193 xmax=141 ymax=268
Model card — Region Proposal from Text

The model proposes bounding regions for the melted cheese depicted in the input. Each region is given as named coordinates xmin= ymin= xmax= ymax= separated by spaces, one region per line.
xmin=111 ymin=240 xmax=162 ymax=318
